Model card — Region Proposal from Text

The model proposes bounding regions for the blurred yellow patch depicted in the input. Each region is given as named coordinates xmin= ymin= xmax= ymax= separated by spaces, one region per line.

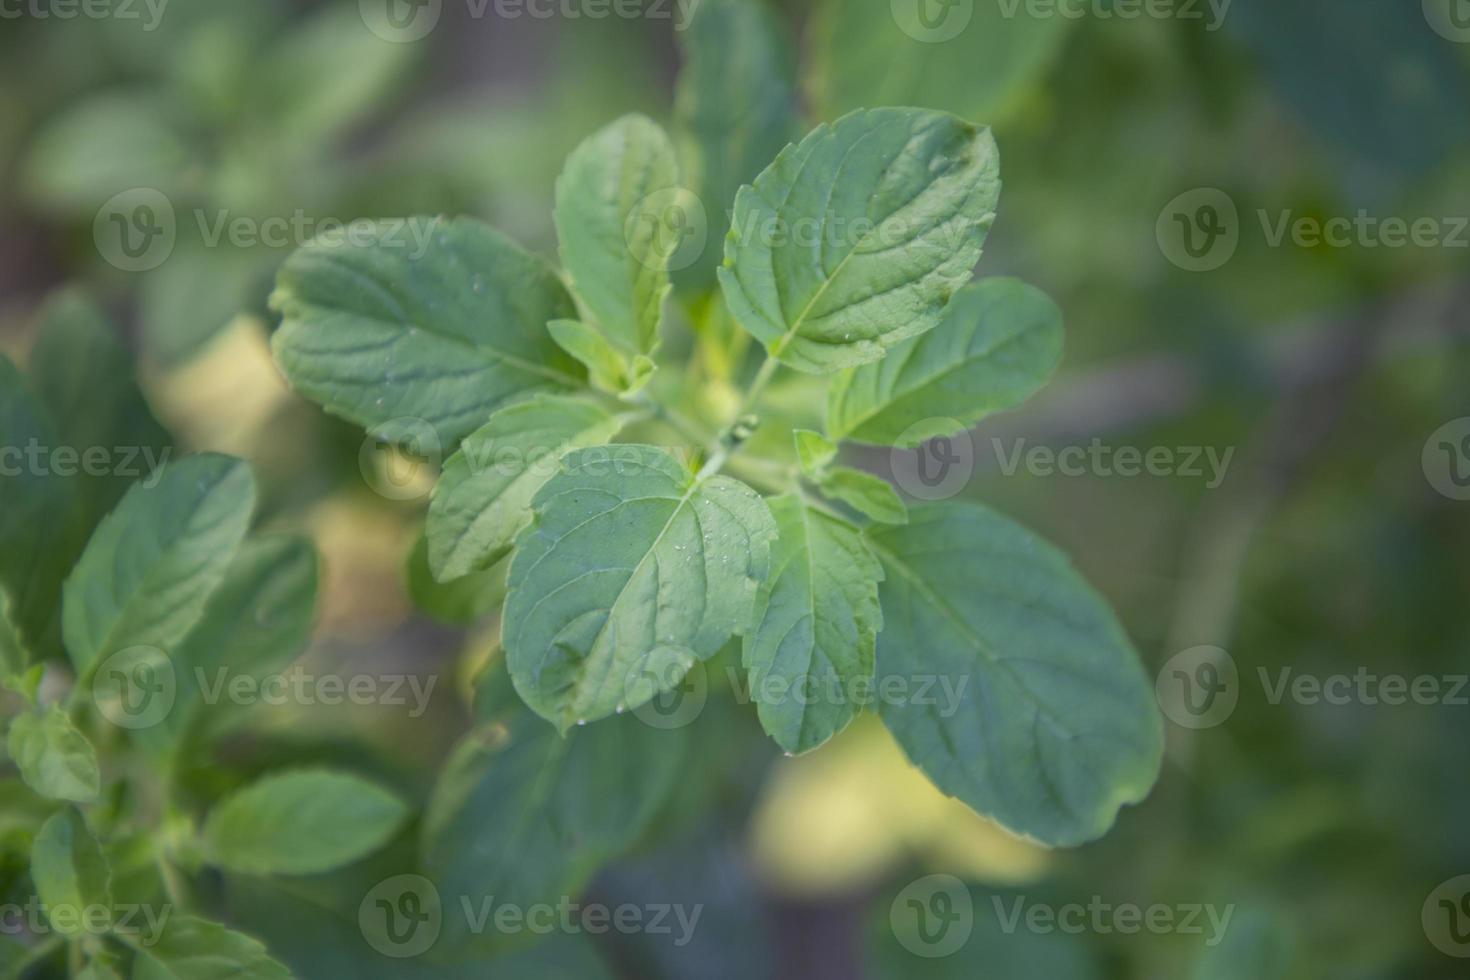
xmin=304 ymin=496 xmax=413 ymax=639
xmin=145 ymin=314 xmax=290 ymax=455
xmin=749 ymin=715 xmax=1050 ymax=897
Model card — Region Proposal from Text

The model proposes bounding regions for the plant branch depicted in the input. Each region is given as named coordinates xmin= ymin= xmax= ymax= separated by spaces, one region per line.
xmin=733 ymin=354 xmax=782 ymax=427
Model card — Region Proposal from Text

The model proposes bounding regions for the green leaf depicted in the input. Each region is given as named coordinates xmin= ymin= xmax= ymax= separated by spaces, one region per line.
xmin=256 ymin=3 xmax=416 ymax=151
xmin=129 ymin=916 xmax=292 ymax=980
xmin=270 ymin=216 xmax=582 ymax=448
xmin=503 ymin=445 xmax=776 ymax=729
xmin=793 ymin=429 xmax=838 ymax=479
xmin=817 ymin=467 xmax=908 ymax=526
xmin=827 ymin=277 xmax=1063 ymax=446
xmin=139 ymin=535 xmax=319 ymax=750
xmin=6 ymin=708 xmax=100 ymax=803
xmin=28 ymin=289 xmax=173 ymax=529
xmin=672 ymin=0 xmax=799 ymax=293
xmin=21 ymin=94 xmax=188 ymax=211
xmin=743 ymin=494 xmax=882 ymax=754
xmin=554 ymin=114 xmax=677 ymax=356
xmin=548 ymin=319 xmax=633 ymax=394
xmin=867 ymin=503 xmax=1163 ymax=846
xmin=30 ymin=808 xmax=111 ymax=935
xmin=421 ymin=702 xmax=686 ymax=953
xmin=406 ymin=532 xmax=506 ymax=626
xmin=201 ymin=769 xmax=407 ymax=876
xmin=427 ymin=394 xmax=623 ymax=581
xmin=62 ymin=454 xmax=255 ymax=675
xmin=0 ymin=355 xmax=81 ymax=656
xmin=0 ymin=593 xmax=31 ymax=695
xmin=810 ymin=0 xmax=1071 ymax=124
xmin=625 ymin=354 xmax=658 ymax=397
xmin=718 ymin=108 xmax=1000 ymax=373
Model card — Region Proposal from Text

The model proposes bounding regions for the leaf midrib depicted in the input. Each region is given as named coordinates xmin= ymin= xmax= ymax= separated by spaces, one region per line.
xmin=541 ymin=468 xmax=709 ymax=725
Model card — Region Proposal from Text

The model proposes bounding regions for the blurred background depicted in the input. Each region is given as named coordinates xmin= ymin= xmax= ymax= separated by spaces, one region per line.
xmin=1 ymin=0 xmax=1468 ymax=976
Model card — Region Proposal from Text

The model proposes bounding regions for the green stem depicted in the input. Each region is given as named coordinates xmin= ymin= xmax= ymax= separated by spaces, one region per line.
xmin=695 ymin=442 xmax=732 ymax=482
xmin=702 ymin=355 xmax=783 ymax=479
xmin=732 ymin=355 xmax=781 ymax=426
xmin=155 ymin=852 xmax=188 ymax=908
